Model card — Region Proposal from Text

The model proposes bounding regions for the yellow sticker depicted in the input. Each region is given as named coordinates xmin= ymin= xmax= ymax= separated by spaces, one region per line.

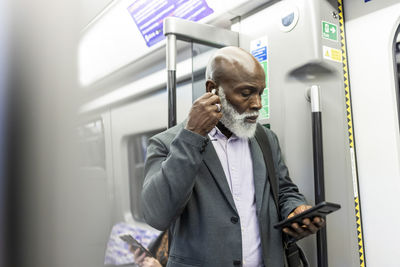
xmin=323 ymin=45 xmax=342 ymax=63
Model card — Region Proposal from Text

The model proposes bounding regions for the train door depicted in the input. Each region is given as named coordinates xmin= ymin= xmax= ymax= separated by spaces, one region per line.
xmin=343 ymin=1 xmax=400 ymax=265
xmin=77 ymin=0 xmax=400 ymax=266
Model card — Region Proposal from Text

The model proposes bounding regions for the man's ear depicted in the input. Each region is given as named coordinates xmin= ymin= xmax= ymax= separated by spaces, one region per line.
xmin=205 ymin=80 xmax=217 ymax=93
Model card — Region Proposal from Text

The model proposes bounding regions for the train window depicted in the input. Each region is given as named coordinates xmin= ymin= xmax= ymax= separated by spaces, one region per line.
xmin=77 ymin=119 xmax=105 ymax=169
xmin=394 ymin=25 xmax=400 ymax=132
xmin=127 ymin=128 xmax=165 ymax=222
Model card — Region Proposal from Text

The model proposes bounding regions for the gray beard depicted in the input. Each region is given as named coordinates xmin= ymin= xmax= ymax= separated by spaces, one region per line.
xmin=218 ymin=86 xmax=259 ymax=138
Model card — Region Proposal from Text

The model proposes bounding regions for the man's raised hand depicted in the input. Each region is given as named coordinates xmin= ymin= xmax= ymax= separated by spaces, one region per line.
xmin=185 ymin=92 xmax=223 ymax=136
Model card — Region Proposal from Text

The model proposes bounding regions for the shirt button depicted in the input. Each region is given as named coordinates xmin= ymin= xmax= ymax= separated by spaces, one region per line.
xmin=231 ymin=216 xmax=239 ymax=224
xmin=233 ymin=260 xmax=241 ymax=266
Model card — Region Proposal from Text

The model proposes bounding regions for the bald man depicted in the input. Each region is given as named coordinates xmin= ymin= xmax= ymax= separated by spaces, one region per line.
xmin=141 ymin=47 xmax=324 ymax=267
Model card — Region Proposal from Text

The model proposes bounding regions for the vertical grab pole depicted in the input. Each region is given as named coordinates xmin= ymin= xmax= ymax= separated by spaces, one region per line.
xmin=166 ymin=34 xmax=177 ymax=128
xmin=309 ymin=85 xmax=328 ymax=267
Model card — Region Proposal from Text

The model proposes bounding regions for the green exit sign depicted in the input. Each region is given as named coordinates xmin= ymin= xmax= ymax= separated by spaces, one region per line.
xmin=322 ymin=21 xmax=338 ymax=42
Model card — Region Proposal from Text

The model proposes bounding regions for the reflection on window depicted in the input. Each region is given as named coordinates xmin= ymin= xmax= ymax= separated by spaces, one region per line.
xmin=128 ymin=129 xmax=165 ymax=222
xmin=77 ymin=119 xmax=105 ymax=169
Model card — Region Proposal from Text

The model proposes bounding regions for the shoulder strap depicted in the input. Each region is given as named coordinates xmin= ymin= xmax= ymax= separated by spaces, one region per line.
xmin=254 ymin=124 xmax=280 ymax=217
xmin=255 ymin=124 xmax=309 ymax=267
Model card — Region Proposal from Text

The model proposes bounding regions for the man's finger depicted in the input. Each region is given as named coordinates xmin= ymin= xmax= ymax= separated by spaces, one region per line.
xmin=302 ymin=218 xmax=318 ymax=234
xmin=313 ymin=216 xmax=326 ymax=228
xmin=205 ymin=94 xmax=221 ymax=105
xmin=193 ymin=92 xmax=215 ymax=103
xmin=290 ymin=222 xmax=305 ymax=234
xmin=134 ymin=250 xmax=146 ymax=264
xmin=197 ymin=95 xmax=220 ymax=109
xmin=283 ymin=227 xmax=300 ymax=238
xmin=133 ymin=248 xmax=140 ymax=257
xmin=203 ymin=91 xmax=220 ymax=100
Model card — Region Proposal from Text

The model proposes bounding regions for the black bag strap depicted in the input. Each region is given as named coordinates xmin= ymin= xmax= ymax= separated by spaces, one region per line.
xmin=254 ymin=124 xmax=309 ymax=267
xmin=254 ymin=124 xmax=279 ymax=216
xmin=286 ymin=243 xmax=302 ymax=267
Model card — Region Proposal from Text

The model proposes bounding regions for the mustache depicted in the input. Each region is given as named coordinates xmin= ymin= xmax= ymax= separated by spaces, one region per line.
xmin=231 ymin=111 xmax=259 ymax=120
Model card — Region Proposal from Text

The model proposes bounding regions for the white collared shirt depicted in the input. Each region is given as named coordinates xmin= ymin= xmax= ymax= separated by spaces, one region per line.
xmin=209 ymin=127 xmax=263 ymax=267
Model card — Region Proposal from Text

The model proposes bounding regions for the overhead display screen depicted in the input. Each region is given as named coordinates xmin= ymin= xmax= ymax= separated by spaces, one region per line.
xmin=127 ymin=0 xmax=214 ymax=47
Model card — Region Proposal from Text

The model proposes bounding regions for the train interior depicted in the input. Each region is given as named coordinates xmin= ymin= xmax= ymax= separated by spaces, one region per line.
xmin=2 ymin=0 xmax=400 ymax=266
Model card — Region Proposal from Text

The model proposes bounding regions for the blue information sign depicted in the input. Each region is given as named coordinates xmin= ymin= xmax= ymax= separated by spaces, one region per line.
xmin=251 ymin=46 xmax=267 ymax=62
xmin=128 ymin=0 xmax=214 ymax=47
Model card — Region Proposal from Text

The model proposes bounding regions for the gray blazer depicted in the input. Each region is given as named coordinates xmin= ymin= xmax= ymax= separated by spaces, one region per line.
xmin=141 ymin=123 xmax=306 ymax=267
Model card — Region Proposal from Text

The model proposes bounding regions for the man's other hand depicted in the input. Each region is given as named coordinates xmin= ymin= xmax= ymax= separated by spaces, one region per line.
xmin=131 ymin=247 xmax=162 ymax=267
xmin=282 ymin=205 xmax=326 ymax=240
xmin=140 ymin=257 xmax=163 ymax=267
xmin=131 ymin=247 xmax=146 ymax=264
xmin=185 ymin=92 xmax=223 ymax=136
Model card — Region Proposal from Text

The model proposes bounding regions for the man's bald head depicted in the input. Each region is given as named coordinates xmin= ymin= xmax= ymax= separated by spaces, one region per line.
xmin=203 ymin=46 xmax=265 ymax=138
xmin=205 ymin=46 xmax=264 ymax=86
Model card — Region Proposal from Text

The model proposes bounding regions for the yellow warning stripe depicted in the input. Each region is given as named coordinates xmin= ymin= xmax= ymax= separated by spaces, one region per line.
xmin=337 ymin=1 xmax=366 ymax=266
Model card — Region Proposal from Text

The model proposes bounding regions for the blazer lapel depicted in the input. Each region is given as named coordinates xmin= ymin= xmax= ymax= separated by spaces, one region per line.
xmin=203 ymin=140 xmax=238 ymax=214
xmin=249 ymin=137 xmax=267 ymax=216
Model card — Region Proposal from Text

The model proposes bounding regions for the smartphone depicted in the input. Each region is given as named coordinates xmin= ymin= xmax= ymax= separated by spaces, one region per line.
xmin=273 ymin=201 xmax=341 ymax=229
xmin=119 ymin=234 xmax=153 ymax=257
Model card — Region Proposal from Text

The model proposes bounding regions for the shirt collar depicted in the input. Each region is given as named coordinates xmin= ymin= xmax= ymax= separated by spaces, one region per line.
xmin=209 ymin=126 xmax=240 ymax=141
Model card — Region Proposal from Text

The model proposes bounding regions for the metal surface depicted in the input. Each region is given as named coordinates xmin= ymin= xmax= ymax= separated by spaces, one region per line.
xmin=164 ymin=17 xmax=239 ymax=48
xmin=310 ymin=85 xmax=321 ymax=112
xmin=311 ymin=97 xmax=327 ymax=267
xmin=310 ymin=86 xmax=325 ymax=206
xmin=166 ymin=34 xmax=177 ymax=128
xmin=308 ymin=85 xmax=328 ymax=267
xmin=167 ymin=34 xmax=177 ymax=71
xmin=167 ymin=70 xmax=177 ymax=128
xmin=311 ymin=114 xmax=325 ymax=204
